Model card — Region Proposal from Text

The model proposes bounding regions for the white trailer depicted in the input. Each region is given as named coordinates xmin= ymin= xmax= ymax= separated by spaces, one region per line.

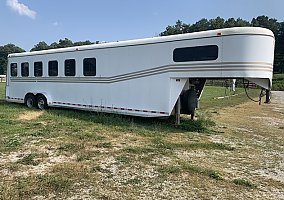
xmin=5 ymin=27 xmax=275 ymax=119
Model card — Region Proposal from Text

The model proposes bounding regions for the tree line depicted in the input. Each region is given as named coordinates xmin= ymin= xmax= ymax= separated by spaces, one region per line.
xmin=0 ymin=15 xmax=283 ymax=74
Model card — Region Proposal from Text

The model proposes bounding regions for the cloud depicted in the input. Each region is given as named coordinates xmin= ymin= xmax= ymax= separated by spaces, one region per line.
xmin=6 ymin=0 xmax=37 ymax=19
xmin=53 ymin=21 xmax=59 ymax=26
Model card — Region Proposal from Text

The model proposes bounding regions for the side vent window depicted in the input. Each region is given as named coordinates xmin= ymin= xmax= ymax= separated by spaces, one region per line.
xmin=48 ymin=60 xmax=58 ymax=76
xmin=83 ymin=58 xmax=96 ymax=76
xmin=34 ymin=61 xmax=43 ymax=77
xmin=10 ymin=63 xmax=17 ymax=77
xmin=65 ymin=59 xmax=76 ymax=76
xmin=21 ymin=62 xmax=29 ymax=77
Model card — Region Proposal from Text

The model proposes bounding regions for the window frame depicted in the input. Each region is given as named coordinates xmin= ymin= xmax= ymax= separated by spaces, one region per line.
xmin=34 ymin=61 xmax=43 ymax=77
xmin=83 ymin=58 xmax=96 ymax=76
xmin=173 ymin=45 xmax=219 ymax=62
xmin=48 ymin=60 xmax=58 ymax=77
xmin=64 ymin=59 xmax=76 ymax=76
xmin=21 ymin=62 xmax=29 ymax=77
xmin=10 ymin=63 xmax=18 ymax=77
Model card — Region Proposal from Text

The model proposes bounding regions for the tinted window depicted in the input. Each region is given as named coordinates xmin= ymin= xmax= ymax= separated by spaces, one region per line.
xmin=34 ymin=61 xmax=43 ymax=77
xmin=48 ymin=60 xmax=58 ymax=76
xmin=65 ymin=59 xmax=76 ymax=76
xmin=173 ymin=45 xmax=218 ymax=62
xmin=11 ymin=63 xmax=17 ymax=77
xmin=83 ymin=58 xmax=96 ymax=76
xmin=21 ymin=62 xmax=29 ymax=77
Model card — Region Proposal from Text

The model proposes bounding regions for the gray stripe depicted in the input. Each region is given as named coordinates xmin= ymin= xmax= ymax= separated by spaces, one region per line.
xmin=10 ymin=62 xmax=272 ymax=84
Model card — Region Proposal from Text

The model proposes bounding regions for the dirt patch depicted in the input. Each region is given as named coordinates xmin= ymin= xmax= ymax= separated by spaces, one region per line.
xmin=18 ymin=111 xmax=43 ymax=121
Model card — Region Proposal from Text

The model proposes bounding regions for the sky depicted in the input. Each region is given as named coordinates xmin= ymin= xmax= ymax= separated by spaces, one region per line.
xmin=0 ymin=0 xmax=283 ymax=51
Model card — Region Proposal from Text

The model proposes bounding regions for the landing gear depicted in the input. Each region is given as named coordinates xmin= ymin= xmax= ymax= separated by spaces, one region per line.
xmin=175 ymin=78 xmax=206 ymax=125
xmin=264 ymin=89 xmax=271 ymax=104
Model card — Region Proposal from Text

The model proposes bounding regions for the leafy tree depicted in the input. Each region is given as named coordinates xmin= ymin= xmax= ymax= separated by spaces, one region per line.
xmin=57 ymin=38 xmax=74 ymax=48
xmin=189 ymin=18 xmax=210 ymax=32
xmin=49 ymin=42 xmax=59 ymax=49
xmin=251 ymin=15 xmax=279 ymax=35
xmin=30 ymin=39 xmax=95 ymax=51
xmin=275 ymin=22 xmax=284 ymax=73
xmin=235 ymin=18 xmax=251 ymax=27
xmin=0 ymin=44 xmax=25 ymax=74
xmin=160 ymin=20 xmax=190 ymax=36
xmin=30 ymin=41 xmax=49 ymax=51
xmin=74 ymin=40 xmax=94 ymax=46
xmin=209 ymin=16 xmax=225 ymax=29
xmin=224 ymin=18 xmax=250 ymax=28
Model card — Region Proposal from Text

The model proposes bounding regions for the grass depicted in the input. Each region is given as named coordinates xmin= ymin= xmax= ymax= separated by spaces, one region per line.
xmin=158 ymin=162 xmax=223 ymax=180
xmin=17 ymin=154 xmax=39 ymax=166
xmin=233 ymin=178 xmax=257 ymax=188
xmin=0 ymin=82 xmax=283 ymax=199
xmin=200 ymin=86 xmax=259 ymax=110
xmin=272 ymin=73 xmax=284 ymax=91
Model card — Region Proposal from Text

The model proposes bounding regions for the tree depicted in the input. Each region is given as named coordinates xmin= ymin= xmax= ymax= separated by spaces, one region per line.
xmin=275 ymin=22 xmax=284 ymax=73
xmin=49 ymin=42 xmax=58 ymax=49
xmin=0 ymin=44 xmax=25 ymax=74
xmin=57 ymin=38 xmax=73 ymax=48
xmin=160 ymin=20 xmax=190 ymax=36
xmin=251 ymin=15 xmax=279 ymax=35
xmin=31 ymin=39 xmax=95 ymax=51
xmin=74 ymin=40 xmax=94 ymax=46
xmin=235 ymin=18 xmax=251 ymax=27
xmin=189 ymin=18 xmax=210 ymax=32
xmin=30 ymin=41 xmax=49 ymax=51
xmin=224 ymin=18 xmax=250 ymax=28
xmin=209 ymin=16 xmax=225 ymax=30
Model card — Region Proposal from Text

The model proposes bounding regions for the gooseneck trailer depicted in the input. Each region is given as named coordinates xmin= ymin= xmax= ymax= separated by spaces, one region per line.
xmin=5 ymin=27 xmax=275 ymax=121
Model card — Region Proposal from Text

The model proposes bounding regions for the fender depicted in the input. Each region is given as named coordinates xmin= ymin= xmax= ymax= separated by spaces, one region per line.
xmin=27 ymin=91 xmax=53 ymax=105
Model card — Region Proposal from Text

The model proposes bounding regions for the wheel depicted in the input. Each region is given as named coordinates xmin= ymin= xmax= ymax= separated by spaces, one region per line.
xmin=36 ymin=95 xmax=48 ymax=110
xmin=25 ymin=94 xmax=36 ymax=108
xmin=187 ymin=89 xmax=198 ymax=115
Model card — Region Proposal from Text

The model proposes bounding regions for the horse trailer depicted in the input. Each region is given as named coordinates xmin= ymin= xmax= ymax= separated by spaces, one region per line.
xmin=5 ymin=27 xmax=275 ymax=121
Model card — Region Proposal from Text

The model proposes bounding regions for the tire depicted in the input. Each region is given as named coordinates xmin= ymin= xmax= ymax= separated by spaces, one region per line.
xmin=187 ymin=89 xmax=198 ymax=115
xmin=25 ymin=94 xmax=36 ymax=109
xmin=36 ymin=95 xmax=48 ymax=110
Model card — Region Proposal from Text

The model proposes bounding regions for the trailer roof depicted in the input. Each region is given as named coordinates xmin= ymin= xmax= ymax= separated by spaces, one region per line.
xmin=9 ymin=27 xmax=274 ymax=58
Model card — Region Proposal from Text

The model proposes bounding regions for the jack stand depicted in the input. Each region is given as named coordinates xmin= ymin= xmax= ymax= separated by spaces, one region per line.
xmin=175 ymin=97 xmax=181 ymax=126
xmin=264 ymin=89 xmax=271 ymax=103
xmin=259 ymin=88 xmax=265 ymax=105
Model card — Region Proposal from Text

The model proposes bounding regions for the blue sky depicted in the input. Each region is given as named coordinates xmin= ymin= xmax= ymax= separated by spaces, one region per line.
xmin=1 ymin=0 xmax=283 ymax=51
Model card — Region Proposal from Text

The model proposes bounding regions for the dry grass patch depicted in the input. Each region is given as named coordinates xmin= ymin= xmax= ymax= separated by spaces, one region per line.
xmin=18 ymin=111 xmax=44 ymax=121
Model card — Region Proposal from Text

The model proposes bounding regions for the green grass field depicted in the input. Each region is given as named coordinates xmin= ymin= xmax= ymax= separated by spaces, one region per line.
xmin=272 ymin=73 xmax=284 ymax=91
xmin=200 ymin=86 xmax=259 ymax=109
xmin=0 ymin=82 xmax=4 ymax=100
xmin=1 ymin=82 xmax=280 ymax=199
